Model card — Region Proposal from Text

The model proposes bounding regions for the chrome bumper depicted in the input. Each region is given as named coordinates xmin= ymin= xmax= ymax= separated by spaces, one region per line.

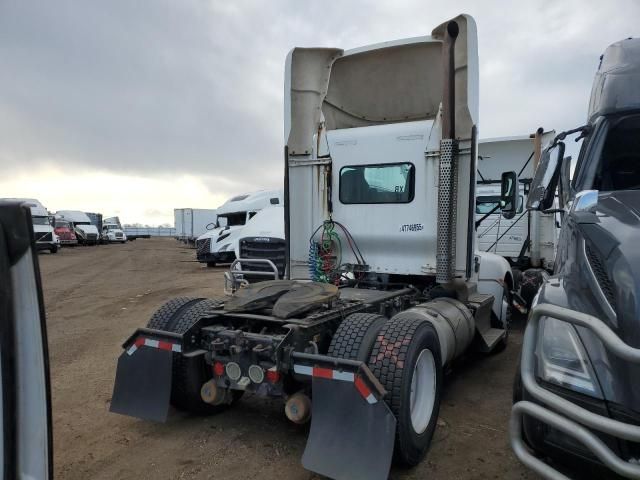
xmin=510 ymin=303 xmax=640 ymax=479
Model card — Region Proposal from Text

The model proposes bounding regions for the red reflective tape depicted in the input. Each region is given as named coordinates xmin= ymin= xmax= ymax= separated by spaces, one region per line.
xmin=354 ymin=376 xmax=372 ymax=400
xmin=134 ymin=337 xmax=145 ymax=348
xmin=158 ymin=340 xmax=173 ymax=351
xmin=312 ymin=367 xmax=334 ymax=379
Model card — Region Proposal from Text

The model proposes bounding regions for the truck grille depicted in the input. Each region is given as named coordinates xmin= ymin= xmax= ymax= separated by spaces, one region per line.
xmin=87 ymin=233 xmax=98 ymax=241
xmin=197 ymin=238 xmax=211 ymax=255
xmin=239 ymin=237 xmax=286 ymax=279
xmin=115 ymin=232 xmax=123 ymax=239
xmin=36 ymin=232 xmax=53 ymax=242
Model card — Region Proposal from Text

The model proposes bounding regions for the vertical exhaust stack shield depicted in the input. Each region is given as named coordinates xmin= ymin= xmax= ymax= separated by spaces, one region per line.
xmin=436 ymin=21 xmax=459 ymax=284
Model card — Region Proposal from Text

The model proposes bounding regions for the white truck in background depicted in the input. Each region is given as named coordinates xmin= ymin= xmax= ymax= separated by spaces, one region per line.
xmin=174 ymin=208 xmax=218 ymax=245
xmin=195 ymin=190 xmax=283 ymax=267
xmin=1 ymin=198 xmax=59 ymax=253
xmin=476 ymin=132 xmax=559 ymax=306
xmin=226 ymin=205 xmax=285 ymax=287
xmin=102 ymin=222 xmax=127 ymax=243
xmin=56 ymin=210 xmax=100 ymax=245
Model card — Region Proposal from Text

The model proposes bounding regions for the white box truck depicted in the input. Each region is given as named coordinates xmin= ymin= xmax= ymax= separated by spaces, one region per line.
xmin=1 ymin=198 xmax=59 ymax=253
xmin=56 ymin=210 xmax=100 ymax=245
xmin=195 ymin=190 xmax=282 ymax=267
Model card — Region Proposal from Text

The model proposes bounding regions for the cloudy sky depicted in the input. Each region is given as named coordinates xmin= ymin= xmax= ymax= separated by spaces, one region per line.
xmin=1 ymin=0 xmax=638 ymax=225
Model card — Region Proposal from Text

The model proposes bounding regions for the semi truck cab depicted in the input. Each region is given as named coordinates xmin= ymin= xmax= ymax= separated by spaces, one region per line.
xmin=1 ymin=198 xmax=59 ymax=253
xmin=511 ymin=37 xmax=640 ymax=480
xmin=195 ymin=190 xmax=283 ymax=267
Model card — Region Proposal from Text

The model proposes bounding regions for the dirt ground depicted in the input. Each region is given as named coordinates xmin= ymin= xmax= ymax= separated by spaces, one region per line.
xmin=38 ymin=237 xmax=536 ymax=480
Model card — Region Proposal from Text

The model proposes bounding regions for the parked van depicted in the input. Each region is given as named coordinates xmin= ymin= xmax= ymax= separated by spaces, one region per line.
xmin=56 ymin=210 xmax=100 ymax=245
xmin=1 ymin=198 xmax=59 ymax=253
xmin=195 ymin=190 xmax=283 ymax=267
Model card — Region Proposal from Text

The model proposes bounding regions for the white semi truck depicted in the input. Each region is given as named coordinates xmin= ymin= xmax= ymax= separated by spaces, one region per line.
xmin=476 ymin=133 xmax=559 ymax=306
xmin=1 ymin=198 xmax=59 ymax=253
xmin=111 ymin=14 xmax=519 ymax=480
xmin=195 ymin=190 xmax=283 ymax=267
xmin=55 ymin=210 xmax=100 ymax=245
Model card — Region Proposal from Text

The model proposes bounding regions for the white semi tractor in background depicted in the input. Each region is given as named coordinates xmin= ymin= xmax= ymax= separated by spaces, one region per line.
xmin=55 ymin=210 xmax=101 ymax=245
xmin=476 ymin=132 xmax=559 ymax=306
xmin=195 ymin=190 xmax=283 ymax=267
xmin=1 ymin=198 xmax=59 ymax=253
xmin=174 ymin=208 xmax=218 ymax=245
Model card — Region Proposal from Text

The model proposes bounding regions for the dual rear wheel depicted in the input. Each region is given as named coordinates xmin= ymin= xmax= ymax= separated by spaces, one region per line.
xmin=329 ymin=312 xmax=443 ymax=466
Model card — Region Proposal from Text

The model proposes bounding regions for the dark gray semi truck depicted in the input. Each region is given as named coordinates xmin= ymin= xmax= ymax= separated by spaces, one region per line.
xmin=511 ymin=37 xmax=640 ymax=479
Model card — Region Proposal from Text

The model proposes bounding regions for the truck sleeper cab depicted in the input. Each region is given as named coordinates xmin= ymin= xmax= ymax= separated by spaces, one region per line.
xmin=102 ymin=223 xmax=127 ymax=243
xmin=111 ymin=14 xmax=517 ymax=480
xmin=511 ymin=37 xmax=640 ymax=480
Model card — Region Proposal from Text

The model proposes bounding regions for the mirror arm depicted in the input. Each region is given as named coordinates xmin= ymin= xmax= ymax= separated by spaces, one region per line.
xmin=541 ymin=208 xmax=565 ymax=214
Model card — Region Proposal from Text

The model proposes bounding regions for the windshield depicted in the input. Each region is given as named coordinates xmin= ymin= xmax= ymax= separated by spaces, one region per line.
xmin=55 ymin=220 xmax=71 ymax=228
xmin=218 ymin=212 xmax=246 ymax=227
xmin=592 ymin=114 xmax=640 ymax=191
xmin=476 ymin=195 xmax=524 ymax=214
xmin=75 ymin=221 xmax=91 ymax=226
xmin=32 ymin=216 xmax=51 ymax=226
xmin=104 ymin=224 xmax=119 ymax=230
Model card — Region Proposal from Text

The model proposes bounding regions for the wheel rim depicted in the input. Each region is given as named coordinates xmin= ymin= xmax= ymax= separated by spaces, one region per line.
xmin=410 ymin=349 xmax=437 ymax=434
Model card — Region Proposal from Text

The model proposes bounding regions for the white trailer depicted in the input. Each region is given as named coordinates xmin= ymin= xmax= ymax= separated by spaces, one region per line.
xmin=1 ymin=198 xmax=59 ymax=253
xmin=476 ymin=134 xmax=559 ymax=305
xmin=174 ymin=208 xmax=218 ymax=245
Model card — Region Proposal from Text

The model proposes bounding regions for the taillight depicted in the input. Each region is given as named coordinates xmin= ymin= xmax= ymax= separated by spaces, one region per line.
xmin=213 ymin=361 xmax=225 ymax=377
xmin=266 ymin=367 xmax=280 ymax=384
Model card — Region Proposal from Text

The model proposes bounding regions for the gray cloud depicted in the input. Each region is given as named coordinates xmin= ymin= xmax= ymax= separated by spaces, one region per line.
xmin=1 ymin=0 xmax=638 ymax=193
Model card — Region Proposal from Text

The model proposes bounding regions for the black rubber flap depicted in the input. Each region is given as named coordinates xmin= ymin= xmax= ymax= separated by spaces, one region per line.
xmin=223 ymin=280 xmax=298 ymax=312
xmin=272 ymin=282 xmax=338 ymax=319
xmin=110 ymin=347 xmax=173 ymax=422
xmin=302 ymin=376 xmax=396 ymax=480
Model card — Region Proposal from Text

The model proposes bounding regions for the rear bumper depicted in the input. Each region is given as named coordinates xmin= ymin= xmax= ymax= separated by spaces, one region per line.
xmin=510 ymin=304 xmax=640 ymax=479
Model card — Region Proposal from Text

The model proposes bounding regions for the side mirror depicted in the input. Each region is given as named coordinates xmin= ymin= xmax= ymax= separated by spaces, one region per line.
xmin=527 ymin=141 xmax=565 ymax=211
xmin=500 ymin=171 xmax=518 ymax=219
xmin=206 ymin=222 xmax=216 ymax=230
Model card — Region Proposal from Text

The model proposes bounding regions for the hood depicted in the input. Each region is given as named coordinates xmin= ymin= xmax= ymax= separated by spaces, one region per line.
xmin=197 ymin=225 xmax=242 ymax=242
xmin=76 ymin=224 xmax=99 ymax=235
xmin=210 ymin=225 xmax=244 ymax=253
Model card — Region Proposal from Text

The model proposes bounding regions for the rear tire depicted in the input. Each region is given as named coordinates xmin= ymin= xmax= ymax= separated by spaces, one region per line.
xmin=146 ymin=297 xmax=241 ymax=415
xmin=368 ymin=317 xmax=443 ymax=466
xmin=328 ymin=313 xmax=387 ymax=361
xmin=50 ymin=245 xmax=58 ymax=254
xmin=206 ymin=261 xmax=216 ymax=268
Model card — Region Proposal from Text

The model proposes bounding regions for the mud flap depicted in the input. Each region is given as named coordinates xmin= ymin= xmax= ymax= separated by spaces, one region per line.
xmin=110 ymin=329 xmax=182 ymax=422
xmin=292 ymin=353 xmax=396 ymax=480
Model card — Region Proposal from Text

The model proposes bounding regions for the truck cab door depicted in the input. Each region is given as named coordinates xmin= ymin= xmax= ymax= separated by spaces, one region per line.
xmin=0 ymin=201 xmax=53 ymax=479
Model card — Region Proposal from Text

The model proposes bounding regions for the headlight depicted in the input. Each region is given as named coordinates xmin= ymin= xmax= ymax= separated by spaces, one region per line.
xmin=537 ymin=317 xmax=603 ymax=398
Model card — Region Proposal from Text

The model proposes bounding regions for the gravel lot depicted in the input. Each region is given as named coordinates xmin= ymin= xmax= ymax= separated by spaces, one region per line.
xmin=38 ymin=238 xmax=535 ymax=479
